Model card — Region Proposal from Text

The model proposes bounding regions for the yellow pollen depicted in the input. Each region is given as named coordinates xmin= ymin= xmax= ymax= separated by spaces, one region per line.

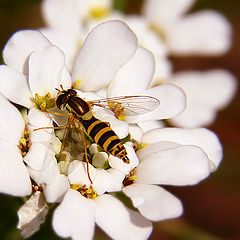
xmin=71 ymin=184 xmax=97 ymax=199
xmin=136 ymin=142 xmax=147 ymax=151
xmin=18 ymin=126 xmax=31 ymax=157
xmin=34 ymin=92 xmax=56 ymax=111
xmin=88 ymin=5 xmax=109 ymax=19
xmin=123 ymin=168 xmax=137 ymax=187
xmin=74 ymin=79 xmax=82 ymax=89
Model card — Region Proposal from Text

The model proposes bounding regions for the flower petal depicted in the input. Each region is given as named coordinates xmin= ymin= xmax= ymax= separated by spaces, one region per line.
xmin=28 ymin=45 xmax=66 ymax=97
xmin=109 ymin=144 xmax=139 ymax=174
xmin=94 ymin=194 xmax=152 ymax=240
xmin=40 ymin=27 xmax=80 ymax=69
xmin=106 ymin=168 xmax=126 ymax=192
xmin=3 ymin=30 xmax=50 ymax=74
xmin=68 ymin=160 xmax=97 ymax=188
xmin=27 ymin=157 xmax=60 ymax=185
xmin=137 ymin=120 xmax=165 ymax=133
xmin=52 ymin=189 xmax=95 ymax=240
xmin=27 ymin=107 xmax=55 ymax=143
xmin=137 ymin=141 xmax=180 ymax=161
xmin=136 ymin=145 xmax=210 ymax=185
xmin=142 ymin=127 xmax=223 ymax=171
xmin=92 ymin=168 xmax=111 ymax=195
xmin=42 ymin=0 xmax=82 ymax=31
xmin=0 ymin=65 xmax=32 ymax=108
xmin=150 ymin=55 xmax=172 ymax=87
xmin=0 ymin=141 xmax=32 ymax=196
xmin=143 ymin=0 xmax=195 ymax=29
xmin=0 ymin=93 xmax=25 ymax=145
xmin=123 ymin=183 xmax=183 ymax=221
xmin=72 ymin=20 xmax=138 ymax=91
xmin=169 ymin=70 xmax=237 ymax=127
xmin=125 ymin=15 xmax=168 ymax=56
xmin=166 ymin=10 xmax=232 ymax=55
xmin=125 ymin=83 xmax=186 ymax=122
xmin=107 ymin=47 xmax=155 ymax=96
xmin=43 ymin=174 xmax=70 ymax=203
xmin=24 ymin=143 xmax=55 ymax=170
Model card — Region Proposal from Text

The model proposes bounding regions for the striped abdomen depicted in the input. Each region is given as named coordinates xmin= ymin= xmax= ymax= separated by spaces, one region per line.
xmin=81 ymin=115 xmax=129 ymax=163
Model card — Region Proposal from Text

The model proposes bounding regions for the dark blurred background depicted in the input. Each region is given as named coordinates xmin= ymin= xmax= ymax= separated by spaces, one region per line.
xmin=0 ymin=0 xmax=239 ymax=239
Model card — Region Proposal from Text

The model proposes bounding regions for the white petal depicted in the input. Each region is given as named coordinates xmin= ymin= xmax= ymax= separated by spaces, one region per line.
xmin=94 ymin=194 xmax=152 ymax=240
xmin=28 ymin=107 xmax=53 ymax=126
xmin=92 ymin=168 xmax=111 ymax=195
xmin=123 ymin=183 xmax=183 ymax=221
xmin=28 ymin=45 xmax=66 ymax=97
xmin=150 ymin=55 xmax=173 ymax=87
xmin=143 ymin=0 xmax=195 ymax=29
xmin=52 ymin=189 xmax=95 ymax=240
xmin=43 ymin=174 xmax=70 ymax=203
xmin=24 ymin=143 xmax=55 ymax=170
xmin=27 ymin=107 xmax=55 ymax=143
xmin=0 ymin=65 xmax=32 ymax=108
xmin=137 ymin=141 xmax=180 ymax=161
xmin=167 ymin=10 xmax=232 ymax=55
xmin=3 ymin=30 xmax=50 ymax=74
xmin=129 ymin=124 xmax=143 ymax=143
xmin=107 ymin=47 xmax=155 ymax=96
xmin=42 ymin=0 xmax=82 ymax=32
xmin=137 ymin=120 xmax=165 ymax=133
xmin=0 ymin=141 xmax=32 ymax=196
xmin=142 ymin=128 xmax=223 ymax=171
xmin=125 ymin=16 xmax=168 ymax=56
xmin=40 ymin=27 xmax=80 ymax=69
xmin=106 ymin=168 xmax=126 ymax=192
xmin=72 ymin=20 xmax=138 ymax=91
xmin=169 ymin=70 xmax=237 ymax=127
xmin=60 ymin=65 xmax=72 ymax=90
xmin=109 ymin=144 xmax=139 ymax=174
xmin=68 ymin=160 xmax=97 ymax=188
xmin=0 ymin=93 xmax=25 ymax=145
xmin=125 ymin=83 xmax=186 ymax=122
xmin=27 ymin=157 xmax=60 ymax=185
xmin=136 ymin=145 xmax=210 ymax=185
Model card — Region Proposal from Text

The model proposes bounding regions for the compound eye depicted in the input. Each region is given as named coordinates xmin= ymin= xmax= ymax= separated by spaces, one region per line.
xmin=56 ymin=93 xmax=68 ymax=109
xmin=68 ymin=89 xmax=77 ymax=96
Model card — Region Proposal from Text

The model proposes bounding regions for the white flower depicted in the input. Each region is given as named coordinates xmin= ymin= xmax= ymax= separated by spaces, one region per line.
xmin=122 ymin=127 xmax=222 ymax=221
xmin=168 ymin=70 xmax=237 ymax=127
xmin=52 ymin=161 xmax=153 ymax=240
xmin=0 ymin=94 xmax=55 ymax=197
xmin=143 ymin=0 xmax=232 ymax=56
xmin=0 ymin=30 xmax=72 ymax=110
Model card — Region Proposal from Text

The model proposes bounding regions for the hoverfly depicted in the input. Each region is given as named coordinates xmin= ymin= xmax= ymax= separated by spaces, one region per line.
xmin=36 ymin=86 xmax=160 ymax=183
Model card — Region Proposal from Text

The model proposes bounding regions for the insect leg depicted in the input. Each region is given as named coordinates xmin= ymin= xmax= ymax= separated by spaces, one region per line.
xmin=78 ymin=122 xmax=93 ymax=184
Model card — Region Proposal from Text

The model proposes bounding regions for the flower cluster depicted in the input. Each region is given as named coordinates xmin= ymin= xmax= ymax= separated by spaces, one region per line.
xmin=41 ymin=0 xmax=237 ymax=128
xmin=0 ymin=1 xmax=236 ymax=239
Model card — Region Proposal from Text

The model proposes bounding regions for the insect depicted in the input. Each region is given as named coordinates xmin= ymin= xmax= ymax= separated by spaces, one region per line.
xmin=37 ymin=86 xmax=160 ymax=183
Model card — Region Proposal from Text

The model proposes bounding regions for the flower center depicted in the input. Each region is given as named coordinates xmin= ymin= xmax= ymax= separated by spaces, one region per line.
xmin=18 ymin=126 xmax=31 ymax=157
xmin=32 ymin=181 xmax=43 ymax=193
xmin=71 ymin=184 xmax=97 ymax=199
xmin=88 ymin=4 xmax=109 ymax=19
xmin=123 ymin=168 xmax=137 ymax=187
xmin=34 ymin=92 xmax=56 ymax=111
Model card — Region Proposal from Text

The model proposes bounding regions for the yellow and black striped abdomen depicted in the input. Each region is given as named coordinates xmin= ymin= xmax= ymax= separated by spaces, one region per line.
xmin=81 ymin=115 xmax=129 ymax=163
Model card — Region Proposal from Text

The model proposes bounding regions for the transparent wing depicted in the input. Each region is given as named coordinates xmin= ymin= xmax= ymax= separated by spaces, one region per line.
xmin=88 ymin=95 xmax=160 ymax=116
